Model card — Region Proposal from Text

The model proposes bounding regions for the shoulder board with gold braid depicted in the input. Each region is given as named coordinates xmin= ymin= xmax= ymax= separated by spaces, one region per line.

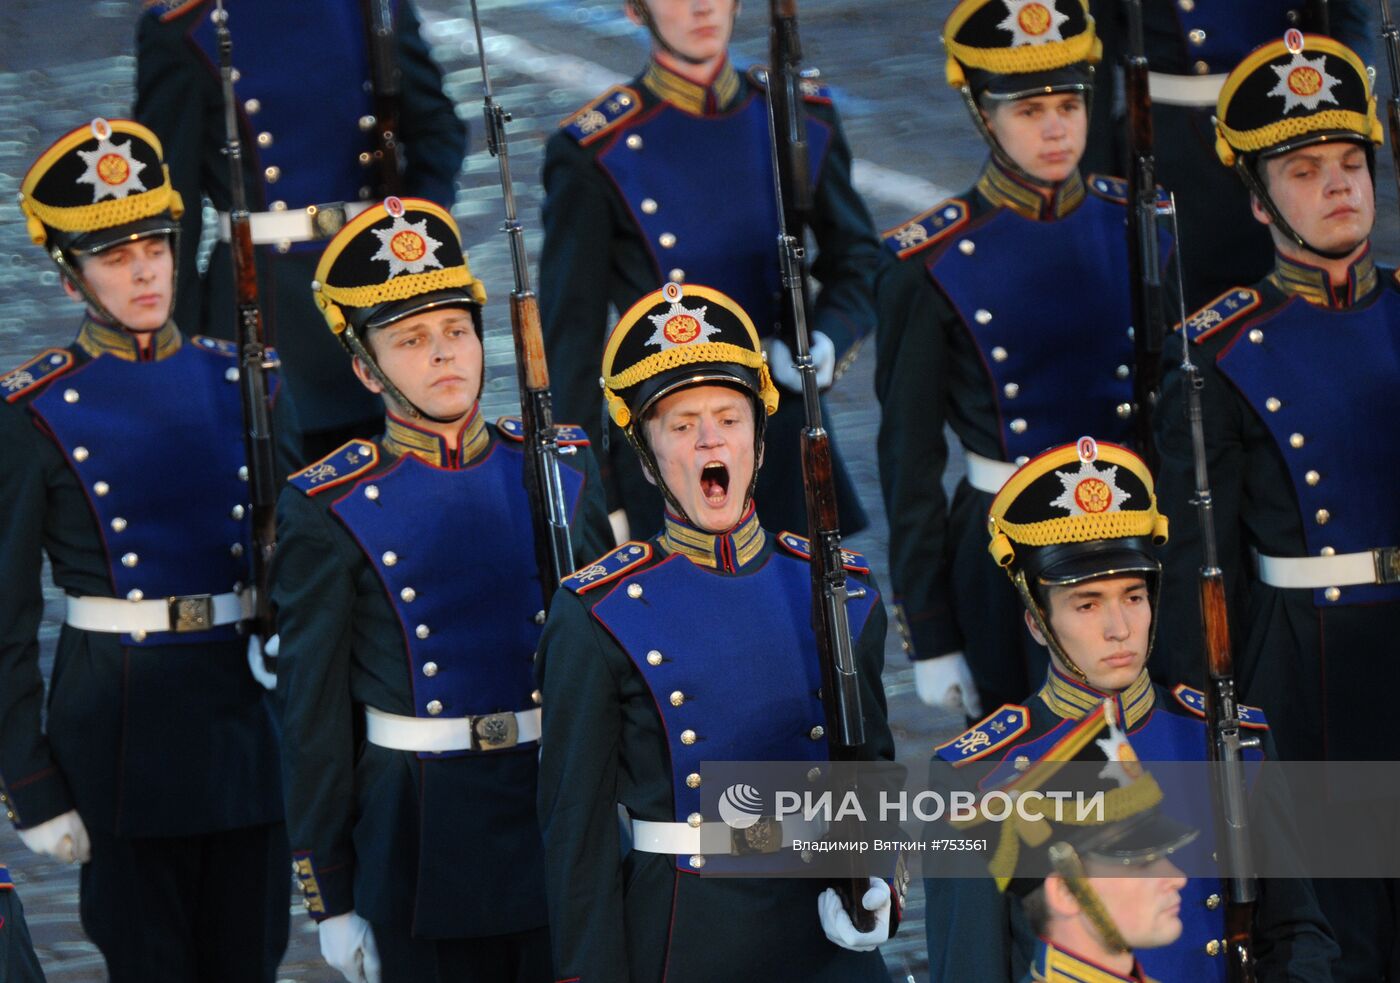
xmin=560 ymin=85 xmax=644 ymax=148
xmin=934 ymin=704 xmax=1032 ymax=767
xmin=2 ymin=349 xmax=74 ymax=404
xmin=192 ymin=335 xmax=282 ymax=368
xmin=562 ymin=541 xmax=653 ymax=595
xmin=1181 ymin=287 xmax=1262 ymax=345
xmin=0 ymin=864 xmax=10 ymax=890
xmin=747 ymin=65 xmax=834 ymax=104
xmin=1085 ymin=174 xmax=1170 ymax=208
xmin=881 ymin=199 xmax=970 ymax=260
xmin=494 ymin=417 xmax=591 ymax=446
xmin=1171 ymin=684 xmax=1269 ymax=729
xmin=143 ymin=0 xmax=211 ymax=23
xmin=775 ymin=531 xmax=869 ymax=574
xmin=287 ymin=440 xmax=379 ymax=498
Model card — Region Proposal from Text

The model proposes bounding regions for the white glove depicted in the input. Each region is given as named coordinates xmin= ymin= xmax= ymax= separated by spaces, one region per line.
xmin=247 ymin=634 xmax=278 ymax=691
xmin=764 ymin=331 xmax=836 ymax=393
xmin=818 ymin=877 xmax=892 ymax=952
xmin=17 ymin=809 xmax=91 ymax=865
xmin=914 ymin=652 xmax=983 ymax=718
xmin=318 ymin=911 xmax=381 ymax=983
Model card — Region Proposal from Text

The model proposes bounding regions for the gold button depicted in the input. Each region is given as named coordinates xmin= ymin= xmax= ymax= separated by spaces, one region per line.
xmin=63 ymin=388 xmax=79 ymax=403
xmin=271 ymin=200 xmax=287 ymax=211
xmin=1249 ymin=328 xmax=1264 ymax=344
xmin=244 ymin=98 xmax=260 ymax=114
xmin=1014 ymin=755 xmax=1031 ymax=771
xmin=991 ymin=346 xmax=1008 ymax=362
xmin=127 ymin=589 xmax=143 ymax=601
xmin=231 ymin=504 xmax=246 ymax=520
xmin=383 ymin=551 xmax=398 ymax=566
xmin=1009 ymin=418 xmax=1027 ymax=434
xmin=264 ymin=165 xmax=280 ymax=183
xmin=238 ymin=466 xmax=249 ymax=481
xmin=257 ymin=132 xmax=273 ymax=148
xmin=121 ymin=552 xmax=139 ymax=568
xmin=1179 ymin=0 xmax=1194 ymax=9
xmin=416 ymin=624 xmax=430 ymax=639
xmin=681 ymin=729 xmax=697 ymax=745
xmin=1325 ymin=587 xmax=1341 ymax=602
xmin=1206 ymin=940 xmax=1221 ymax=956
xmin=1188 ymin=28 xmax=1206 ymax=45
xmin=131 ymin=629 xmax=147 ymax=642
xmin=1315 ymin=509 xmax=1330 ymax=525
xmin=1116 ymin=364 xmax=1130 ymax=379
xmin=686 ymin=772 xmax=701 ymax=788
xmin=1003 ymin=383 xmax=1019 ymax=399
xmin=668 ymin=268 xmax=685 ymax=282
xmin=1194 ymin=60 xmax=1210 ymax=75
xmin=422 ymin=661 xmax=438 ymax=677
xmin=647 ymin=649 xmax=663 ymax=666
xmin=73 ymin=446 xmax=89 ymax=462
xmin=5 ymin=811 xmax=13 ymax=821
xmin=365 ymin=485 xmax=379 ymax=501
xmin=359 ymin=115 xmax=376 ymax=131
xmin=1289 ymin=432 xmax=1304 ymax=448
xmin=1116 ymin=403 xmax=1134 ymax=419
xmin=958 ymin=239 xmax=975 ymax=255
xmin=401 ymin=587 xmax=416 ymax=602
xmin=670 ymin=690 xmax=685 ymax=706
xmin=358 ymin=152 xmax=373 ymax=166
xmin=627 ymin=583 xmax=643 ymax=599
xmin=689 ymin=855 xmax=705 ymax=868
xmin=426 ymin=700 xmax=443 ymax=716
xmin=111 ymin=517 xmax=127 ymax=533
xmin=1305 ymin=470 xmax=1320 ymax=486
xmin=230 ymin=543 xmax=244 ymax=558
xmin=641 ymin=198 xmax=658 ymax=214
xmin=807 ymin=766 xmax=822 ymax=781
xmin=626 ymin=134 xmax=643 ymax=150
xmin=1265 ymin=397 xmax=1281 ymax=412
xmin=1321 ymin=546 xmax=1336 ymax=557
xmin=532 ymin=689 xmax=542 ymax=705
xmin=1206 ymin=893 xmax=1221 ymax=909
xmin=974 ymin=309 xmax=992 ymax=325
xmin=688 ymin=812 xmax=703 ymax=828
xmin=810 ymin=725 xmax=825 ymax=740
xmin=94 ymin=481 xmax=110 ymax=496
xmin=659 ymin=232 xmax=677 ymax=249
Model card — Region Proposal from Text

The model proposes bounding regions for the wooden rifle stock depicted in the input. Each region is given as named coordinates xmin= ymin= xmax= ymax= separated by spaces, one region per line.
xmin=214 ymin=0 xmax=278 ymax=645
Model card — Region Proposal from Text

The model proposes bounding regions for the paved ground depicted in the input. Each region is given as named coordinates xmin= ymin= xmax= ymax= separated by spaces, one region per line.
xmin=2 ymin=1 xmax=1397 ymax=980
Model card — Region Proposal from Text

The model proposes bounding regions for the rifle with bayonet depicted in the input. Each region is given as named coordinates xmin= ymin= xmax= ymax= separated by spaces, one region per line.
xmin=1379 ymin=0 xmax=1400 ymax=207
xmin=1170 ymin=198 xmax=1259 ymax=983
xmin=766 ymin=0 xmax=875 ymax=933
xmin=1122 ymin=0 xmax=1168 ymax=470
xmin=362 ymin=0 xmax=405 ymax=196
xmin=467 ymin=0 xmax=576 ymax=613
xmin=213 ymin=0 xmax=279 ymax=654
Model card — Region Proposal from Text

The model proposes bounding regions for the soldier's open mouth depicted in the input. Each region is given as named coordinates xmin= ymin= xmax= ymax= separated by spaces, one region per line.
xmin=701 ymin=462 xmax=730 ymax=502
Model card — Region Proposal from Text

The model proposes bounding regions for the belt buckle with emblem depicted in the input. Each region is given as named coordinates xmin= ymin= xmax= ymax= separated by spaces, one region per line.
xmin=471 ymin=712 xmax=519 ymax=751
xmin=308 ymin=202 xmax=350 ymax=241
xmin=168 ymin=594 xmax=214 ymax=632
xmin=732 ymin=816 xmax=783 ymax=855
xmin=1375 ymin=546 xmax=1400 ymax=585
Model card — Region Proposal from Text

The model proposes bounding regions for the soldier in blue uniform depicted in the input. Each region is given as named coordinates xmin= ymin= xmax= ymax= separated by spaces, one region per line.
xmin=535 ymin=282 xmax=902 ymax=981
xmin=1084 ymin=0 xmax=1370 ymax=310
xmin=274 ymin=197 xmax=611 ymax=982
xmin=135 ymin=0 xmax=467 ymax=460
xmin=0 ymin=865 xmax=46 ymax=983
xmin=1 ymin=119 xmax=295 ymax=982
xmin=958 ymin=701 xmax=1200 ymax=983
xmin=876 ymin=0 xmax=1165 ymax=720
xmin=538 ymin=0 xmax=879 ymax=543
xmin=924 ymin=439 xmax=1336 ymax=982
xmin=1155 ymin=32 xmax=1400 ymax=978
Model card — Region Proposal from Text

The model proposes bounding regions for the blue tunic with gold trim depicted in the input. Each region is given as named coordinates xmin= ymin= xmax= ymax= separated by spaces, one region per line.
xmin=536 ymin=509 xmax=897 ymax=982
xmin=923 ymin=668 xmax=1336 ymax=983
xmin=272 ymin=410 xmax=610 ymax=940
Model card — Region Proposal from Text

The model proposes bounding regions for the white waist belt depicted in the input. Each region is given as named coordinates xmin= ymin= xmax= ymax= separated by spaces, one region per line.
xmin=216 ymin=201 xmax=373 ymax=246
xmin=65 ymin=589 xmax=253 ymax=635
xmin=632 ymin=815 xmax=827 ymax=857
xmin=364 ymin=705 xmax=541 ymax=753
xmin=1257 ymin=548 xmax=1400 ymax=589
xmin=1148 ymin=71 xmax=1227 ymax=107
xmin=964 ymin=450 xmax=1019 ymax=495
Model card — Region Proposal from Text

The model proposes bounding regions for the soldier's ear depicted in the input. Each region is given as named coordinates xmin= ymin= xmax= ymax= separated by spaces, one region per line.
xmin=1024 ymin=609 xmax=1048 ymax=647
xmin=1248 ymin=192 xmax=1272 ymax=228
xmin=1042 ymin=873 xmax=1081 ymax=919
xmin=60 ymin=275 xmax=83 ymax=306
xmin=351 ymin=356 xmax=384 ymax=396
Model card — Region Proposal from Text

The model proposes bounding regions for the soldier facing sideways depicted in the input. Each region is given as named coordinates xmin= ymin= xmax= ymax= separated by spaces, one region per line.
xmin=538 ymin=0 xmax=880 ymax=544
xmin=1154 ymin=32 xmax=1400 ymax=979
xmin=0 ymin=119 xmax=296 ymax=981
xmin=535 ymin=282 xmax=902 ymax=982
xmin=273 ymin=197 xmax=610 ymax=983
xmin=876 ymin=0 xmax=1164 ymax=721
xmin=924 ymin=439 xmax=1336 ymax=982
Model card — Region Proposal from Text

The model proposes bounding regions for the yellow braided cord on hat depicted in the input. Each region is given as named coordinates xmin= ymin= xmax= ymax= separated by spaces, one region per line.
xmin=605 ymin=341 xmax=763 ymax=390
xmin=991 ymin=509 xmax=1157 ymax=549
xmin=1216 ymin=108 xmax=1380 ymax=157
xmin=603 ymin=351 xmax=778 ymax=428
xmin=318 ymin=265 xmax=485 ymax=310
xmin=945 ymin=29 xmax=1098 ymax=91
xmin=20 ymin=183 xmax=178 ymax=244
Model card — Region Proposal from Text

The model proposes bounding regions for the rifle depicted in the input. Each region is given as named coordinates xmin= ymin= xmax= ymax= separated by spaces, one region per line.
xmin=467 ymin=0 xmax=576 ymax=613
xmin=1170 ymin=198 xmax=1260 ymax=983
xmin=1379 ymin=0 xmax=1400 ymax=208
xmin=766 ymin=0 xmax=875 ymax=933
xmin=1122 ymin=0 xmax=1167 ymax=469
xmin=213 ymin=0 xmax=279 ymax=650
xmin=361 ymin=0 xmax=405 ymax=196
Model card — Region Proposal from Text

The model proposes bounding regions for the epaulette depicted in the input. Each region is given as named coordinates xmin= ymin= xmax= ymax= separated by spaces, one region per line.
xmin=287 ymin=439 xmax=379 ymax=498
xmin=881 ymin=199 xmax=970 ymax=260
xmin=1172 ymin=684 xmax=1268 ymax=729
xmin=934 ymin=704 xmax=1032 ymax=767
xmin=1085 ymin=174 xmax=1170 ymax=208
xmin=1181 ymin=287 xmax=1261 ymax=344
xmin=747 ymin=66 xmax=833 ymax=103
xmin=0 ymin=864 xmax=11 ymax=890
xmin=2 ymin=348 xmax=74 ymax=404
xmin=559 ymin=85 xmax=643 ymax=148
xmin=776 ymin=531 xmax=869 ymax=574
xmin=143 ymin=0 xmax=211 ymax=23
xmin=192 ymin=335 xmax=282 ymax=368
xmin=561 ymin=541 xmax=653 ymax=595
xmin=494 ymin=417 xmax=591 ymax=446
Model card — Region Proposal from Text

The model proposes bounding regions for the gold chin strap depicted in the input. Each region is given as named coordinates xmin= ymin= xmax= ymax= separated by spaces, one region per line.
xmin=1011 ymin=569 xmax=1092 ymax=685
xmin=1048 ymin=841 xmax=1131 ymax=955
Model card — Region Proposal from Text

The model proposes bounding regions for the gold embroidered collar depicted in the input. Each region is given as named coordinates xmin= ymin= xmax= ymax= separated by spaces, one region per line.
xmin=660 ymin=505 xmax=765 ymax=572
xmin=382 ymin=406 xmax=490 ymax=469
xmin=976 ymin=159 xmax=1085 ymax=221
xmin=1030 ymin=939 xmax=1147 ymax=983
xmin=643 ymin=58 xmax=742 ymax=116
xmin=1039 ymin=664 xmax=1155 ymax=731
xmin=1268 ymin=246 xmax=1377 ymax=309
xmin=76 ymin=318 xmax=181 ymax=362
